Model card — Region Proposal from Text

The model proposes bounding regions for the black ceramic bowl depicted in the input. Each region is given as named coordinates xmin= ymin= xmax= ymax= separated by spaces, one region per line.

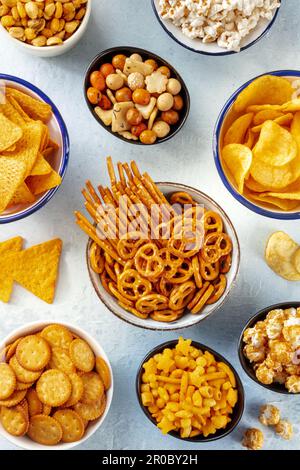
xmin=136 ymin=340 xmax=244 ymax=442
xmin=84 ymin=46 xmax=190 ymax=145
xmin=239 ymin=302 xmax=300 ymax=394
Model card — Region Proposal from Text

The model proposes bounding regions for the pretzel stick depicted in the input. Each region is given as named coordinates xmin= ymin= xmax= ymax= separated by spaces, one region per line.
xmin=81 ymin=188 xmax=94 ymax=206
xmin=107 ymin=156 xmax=116 ymax=186
xmin=84 ymin=202 xmax=118 ymax=249
xmin=85 ymin=180 xmax=101 ymax=205
xmin=122 ymin=162 xmax=134 ymax=182
xmin=117 ymin=162 xmax=126 ymax=187
xmin=130 ymin=160 xmax=142 ymax=179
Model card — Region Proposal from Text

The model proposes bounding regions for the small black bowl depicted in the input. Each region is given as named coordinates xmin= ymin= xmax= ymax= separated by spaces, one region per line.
xmin=238 ymin=301 xmax=300 ymax=395
xmin=136 ymin=339 xmax=244 ymax=442
xmin=84 ymin=46 xmax=190 ymax=145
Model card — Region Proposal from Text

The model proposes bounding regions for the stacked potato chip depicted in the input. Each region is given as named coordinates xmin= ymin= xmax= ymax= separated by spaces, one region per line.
xmin=0 ymin=324 xmax=111 ymax=445
xmin=0 ymin=86 xmax=61 ymax=214
xmin=0 ymin=237 xmax=62 ymax=303
xmin=221 ymin=75 xmax=300 ymax=211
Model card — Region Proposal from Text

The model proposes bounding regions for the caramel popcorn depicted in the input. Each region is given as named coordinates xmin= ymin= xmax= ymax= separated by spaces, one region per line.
xmin=242 ymin=428 xmax=264 ymax=450
xmin=243 ymin=307 xmax=300 ymax=392
xmin=259 ymin=404 xmax=280 ymax=426
xmin=275 ymin=420 xmax=293 ymax=440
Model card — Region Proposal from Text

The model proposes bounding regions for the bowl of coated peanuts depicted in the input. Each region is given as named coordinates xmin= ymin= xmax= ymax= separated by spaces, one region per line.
xmin=0 ymin=0 xmax=91 ymax=57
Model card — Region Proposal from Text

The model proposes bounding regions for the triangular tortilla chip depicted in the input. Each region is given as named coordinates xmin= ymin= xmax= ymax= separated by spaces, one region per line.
xmin=0 ymin=236 xmax=23 ymax=302
xmin=8 ymin=182 xmax=35 ymax=206
xmin=7 ymin=95 xmax=31 ymax=123
xmin=0 ymin=113 xmax=23 ymax=152
xmin=7 ymin=88 xmax=52 ymax=123
xmin=30 ymin=153 xmax=52 ymax=176
xmin=0 ymin=157 xmax=27 ymax=213
xmin=13 ymin=239 xmax=62 ymax=304
xmin=26 ymin=169 xmax=62 ymax=195
xmin=0 ymin=99 xmax=26 ymax=127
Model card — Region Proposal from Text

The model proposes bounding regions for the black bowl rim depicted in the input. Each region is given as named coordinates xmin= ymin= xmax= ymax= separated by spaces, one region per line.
xmin=136 ymin=339 xmax=245 ymax=442
xmin=238 ymin=301 xmax=300 ymax=395
xmin=83 ymin=46 xmax=190 ymax=145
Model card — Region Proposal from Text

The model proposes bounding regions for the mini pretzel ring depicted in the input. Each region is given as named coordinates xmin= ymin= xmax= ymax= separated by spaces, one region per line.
xmin=206 ymin=275 xmax=227 ymax=304
xmin=189 ymin=284 xmax=215 ymax=314
xmin=170 ymin=191 xmax=195 ymax=206
xmin=201 ymin=232 xmax=232 ymax=263
xmin=159 ymin=276 xmax=175 ymax=297
xmin=191 ymin=255 xmax=203 ymax=288
xmin=117 ymin=231 xmax=147 ymax=260
xmin=187 ymin=282 xmax=211 ymax=311
xmin=136 ymin=294 xmax=169 ymax=315
xmin=108 ymin=282 xmax=133 ymax=307
xmin=90 ymin=242 xmax=105 ymax=274
xmin=168 ymin=259 xmax=194 ymax=284
xmin=203 ymin=211 xmax=223 ymax=233
xmin=169 ymin=280 xmax=196 ymax=311
xmin=118 ymin=301 xmax=148 ymax=319
xmin=135 ymin=243 xmax=164 ymax=279
xmin=118 ymin=269 xmax=152 ymax=301
xmin=158 ymin=248 xmax=183 ymax=280
xmin=199 ymin=257 xmax=219 ymax=281
xmin=100 ymin=270 xmax=111 ymax=294
xmin=219 ymin=253 xmax=232 ymax=274
xmin=150 ymin=309 xmax=184 ymax=323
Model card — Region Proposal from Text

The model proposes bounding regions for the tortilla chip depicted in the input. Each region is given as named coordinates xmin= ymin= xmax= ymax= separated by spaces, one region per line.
xmin=0 ymin=113 xmax=23 ymax=152
xmin=0 ymin=237 xmax=23 ymax=303
xmin=40 ymin=125 xmax=49 ymax=151
xmin=7 ymin=88 xmax=52 ymax=123
xmin=48 ymin=139 xmax=59 ymax=151
xmin=30 ymin=153 xmax=52 ymax=176
xmin=7 ymin=95 xmax=31 ymax=123
xmin=13 ymin=239 xmax=62 ymax=304
xmin=26 ymin=170 xmax=62 ymax=195
xmin=0 ymin=157 xmax=27 ymax=213
xmin=8 ymin=182 xmax=35 ymax=206
xmin=0 ymin=99 xmax=26 ymax=127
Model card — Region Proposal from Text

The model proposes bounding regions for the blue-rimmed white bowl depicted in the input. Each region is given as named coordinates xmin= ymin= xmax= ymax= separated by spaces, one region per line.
xmin=0 ymin=74 xmax=69 ymax=224
xmin=214 ymin=70 xmax=300 ymax=220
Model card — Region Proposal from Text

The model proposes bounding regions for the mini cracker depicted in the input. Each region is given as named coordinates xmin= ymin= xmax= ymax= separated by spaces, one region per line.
xmin=64 ymin=373 xmax=84 ymax=408
xmin=95 ymin=357 xmax=111 ymax=391
xmin=26 ymin=388 xmax=43 ymax=417
xmin=16 ymin=335 xmax=51 ymax=371
xmin=0 ymin=363 xmax=16 ymax=399
xmin=49 ymin=347 xmax=76 ymax=375
xmin=53 ymin=409 xmax=85 ymax=443
xmin=74 ymin=395 xmax=107 ymax=421
xmin=28 ymin=415 xmax=63 ymax=446
xmin=42 ymin=404 xmax=52 ymax=416
xmin=0 ymin=405 xmax=29 ymax=437
xmin=36 ymin=369 xmax=71 ymax=407
xmin=81 ymin=372 xmax=104 ymax=405
xmin=69 ymin=339 xmax=95 ymax=372
xmin=40 ymin=324 xmax=73 ymax=350
xmin=6 ymin=338 xmax=22 ymax=361
xmin=0 ymin=389 xmax=27 ymax=407
xmin=16 ymin=381 xmax=34 ymax=391
xmin=9 ymin=355 xmax=42 ymax=383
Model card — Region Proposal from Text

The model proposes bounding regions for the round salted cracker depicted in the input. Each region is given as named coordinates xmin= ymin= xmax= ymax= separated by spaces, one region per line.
xmin=42 ymin=404 xmax=52 ymax=416
xmin=49 ymin=347 xmax=76 ymax=374
xmin=28 ymin=415 xmax=63 ymax=445
xmin=64 ymin=373 xmax=84 ymax=407
xmin=36 ymin=369 xmax=71 ymax=407
xmin=16 ymin=335 xmax=51 ymax=372
xmin=95 ymin=357 xmax=111 ymax=390
xmin=0 ymin=363 xmax=16 ymax=400
xmin=6 ymin=338 xmax=22 ymax=361
xmin=53 ymin=409 xmax=85 ymax=443
xmin=69 ymin=339 xmax=95 ymax=372
xmin=26 ymin=388 xmax=43 ymax=417
xmin=81 ymin=372 xmax=104 ymax=405
xmin=0 ymin=405 xmax=29 ymax=437
xmin=0 ymin=389 xmax=27 ymax=407
xmin=16 ymin=381 xmax=34 ymax=391
xmin=9 ymin=355 xmax=42 ymax=383
xmin=74 ymin=395 xmax=107 ymax=421
xmin=40 ymin=325 xmax=73 ymax=350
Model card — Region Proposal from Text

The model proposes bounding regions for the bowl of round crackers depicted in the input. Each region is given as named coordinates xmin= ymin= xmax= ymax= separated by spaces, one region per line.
xmin=214 ymin=70 xmax=300 ymax=220
xmin=0 ymin=321 xmax=113 ymax=450
xmin=0 ymin=74 xmax=69 ymax=224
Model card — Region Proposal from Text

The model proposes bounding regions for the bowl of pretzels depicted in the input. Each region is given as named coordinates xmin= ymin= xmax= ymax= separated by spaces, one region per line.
xmin=75 ymin=157 xmax=240 ymax=331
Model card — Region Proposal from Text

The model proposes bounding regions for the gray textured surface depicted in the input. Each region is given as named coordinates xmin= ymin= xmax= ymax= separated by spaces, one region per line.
xmin=0 ymin=0 xmax=300 ymax=451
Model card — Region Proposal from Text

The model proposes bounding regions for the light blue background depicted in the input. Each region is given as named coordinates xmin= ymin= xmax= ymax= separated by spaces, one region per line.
xmin=0 ymin=0 xmax=299 ymax=451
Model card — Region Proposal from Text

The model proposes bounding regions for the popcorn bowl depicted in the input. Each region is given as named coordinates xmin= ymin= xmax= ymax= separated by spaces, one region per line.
xmin=86 ymin=182 xmax=240 ymax=331
xmin=151 ymin=0 xmax=281 ymax=56
xmin=0 ymin=320 xmax=114 ymax=450
xmin=214 ymin=70 xmax=300 ymax=220
xmin=0 ymin=74 xmax=69 ymax=224
xmin=238 ymin=302 xmax=300 ymax=395
xmin=136 ymin=339 xmax=245 ymax=442
xmin=84 ymin=46 xmax=190 ymax=145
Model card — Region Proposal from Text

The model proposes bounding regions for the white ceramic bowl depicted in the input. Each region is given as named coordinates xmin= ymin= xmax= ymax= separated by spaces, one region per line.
xmin=0 ymin=0 xmax=91 ymax=57
xmin=0 ymin=320 xmax=113 ymax=450
xmin=0 ymin=74 xmax=69 ymax=224
xmin=151 ymin=0 xmax=280 ymax=56
xmin=87 ymin=182 xmax=240 ymax=331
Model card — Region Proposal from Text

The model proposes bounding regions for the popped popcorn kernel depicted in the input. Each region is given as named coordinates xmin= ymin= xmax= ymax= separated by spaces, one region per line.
xmin=275 ymin=420 xmax=293 ymax=440
xmin=259 ymin=404 xmax=280 ymax=426
xmin=242 ymin=428 xmax=264 ymax=450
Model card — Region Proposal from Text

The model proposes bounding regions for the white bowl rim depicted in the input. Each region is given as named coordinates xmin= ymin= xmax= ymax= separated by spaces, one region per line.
xmin=0 ymin=319 xmax=114 ymax=451
xmin=0 ymin=0 xmax=91 ymax=52
xmin=86 ymin=181 xmax=241 ymax=331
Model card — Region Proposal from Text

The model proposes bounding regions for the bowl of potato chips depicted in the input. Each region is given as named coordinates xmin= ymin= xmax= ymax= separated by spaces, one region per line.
xmin=0 ymin=75 xmax=69 ymax=223
xmin=214 ymin=71 xmax=300 ymax=219
xmin=0 ymin=321 xmax=113 ymax=450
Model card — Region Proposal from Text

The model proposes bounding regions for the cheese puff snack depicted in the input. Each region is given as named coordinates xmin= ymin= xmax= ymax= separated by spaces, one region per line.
xmin=140 ymin=337 xmax=239 ymax=439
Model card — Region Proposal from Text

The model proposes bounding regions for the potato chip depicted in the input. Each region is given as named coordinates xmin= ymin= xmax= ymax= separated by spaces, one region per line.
xmin=244 ymin=130 xmax=255 ymax=149
xmin=293 ymin=248 xmax=300 ymax=273
xmin=0 ymin=236 xmax=23 ymax=303
xmin=245 ymin=176 xmax=268 ymax=193
xmin=26 ymin=169 xmax=62 ymax=195
xmin=223 ymin=113 xmax=253 ymax=146
xmin=234 ymin=76 xmax=293 ymax=113
xmin=12 ymin=238 xmax=62 ymax=304
xmin=222 ymin=144 xmax=252 ymax=193
xmin=30 ymin=153 xmax=52 ymax=176
xmin=245 ymin=190 xmax=300 ymax=211
xmin=0 ymin=157 xmax=27 ymax=213
xmin=247 ymin=104 xmax=283 ymax=113
xmin=281 ymin=98 xmax=300 ymax=113
xmin=28 ymin=415 xmax=63 ymax=445
xmin=252 ymin=114 xmax=294 ymax=133
xmin=0 ymin=113 xmax=22 ymax=152
xmin=253 ymin=109 xmax=284 ymax=126
xmin=264 ymin=190 xmax=300 ymax=201
xmin=7 ymin=88 xmax=52 ymax=123
xmin=253 ymin=120 xmax=297 ymax=166
xmin=265 ymin=231 xmax=300 ymax=281
xmin=8 ymin=182 xmax=35 ymax=206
